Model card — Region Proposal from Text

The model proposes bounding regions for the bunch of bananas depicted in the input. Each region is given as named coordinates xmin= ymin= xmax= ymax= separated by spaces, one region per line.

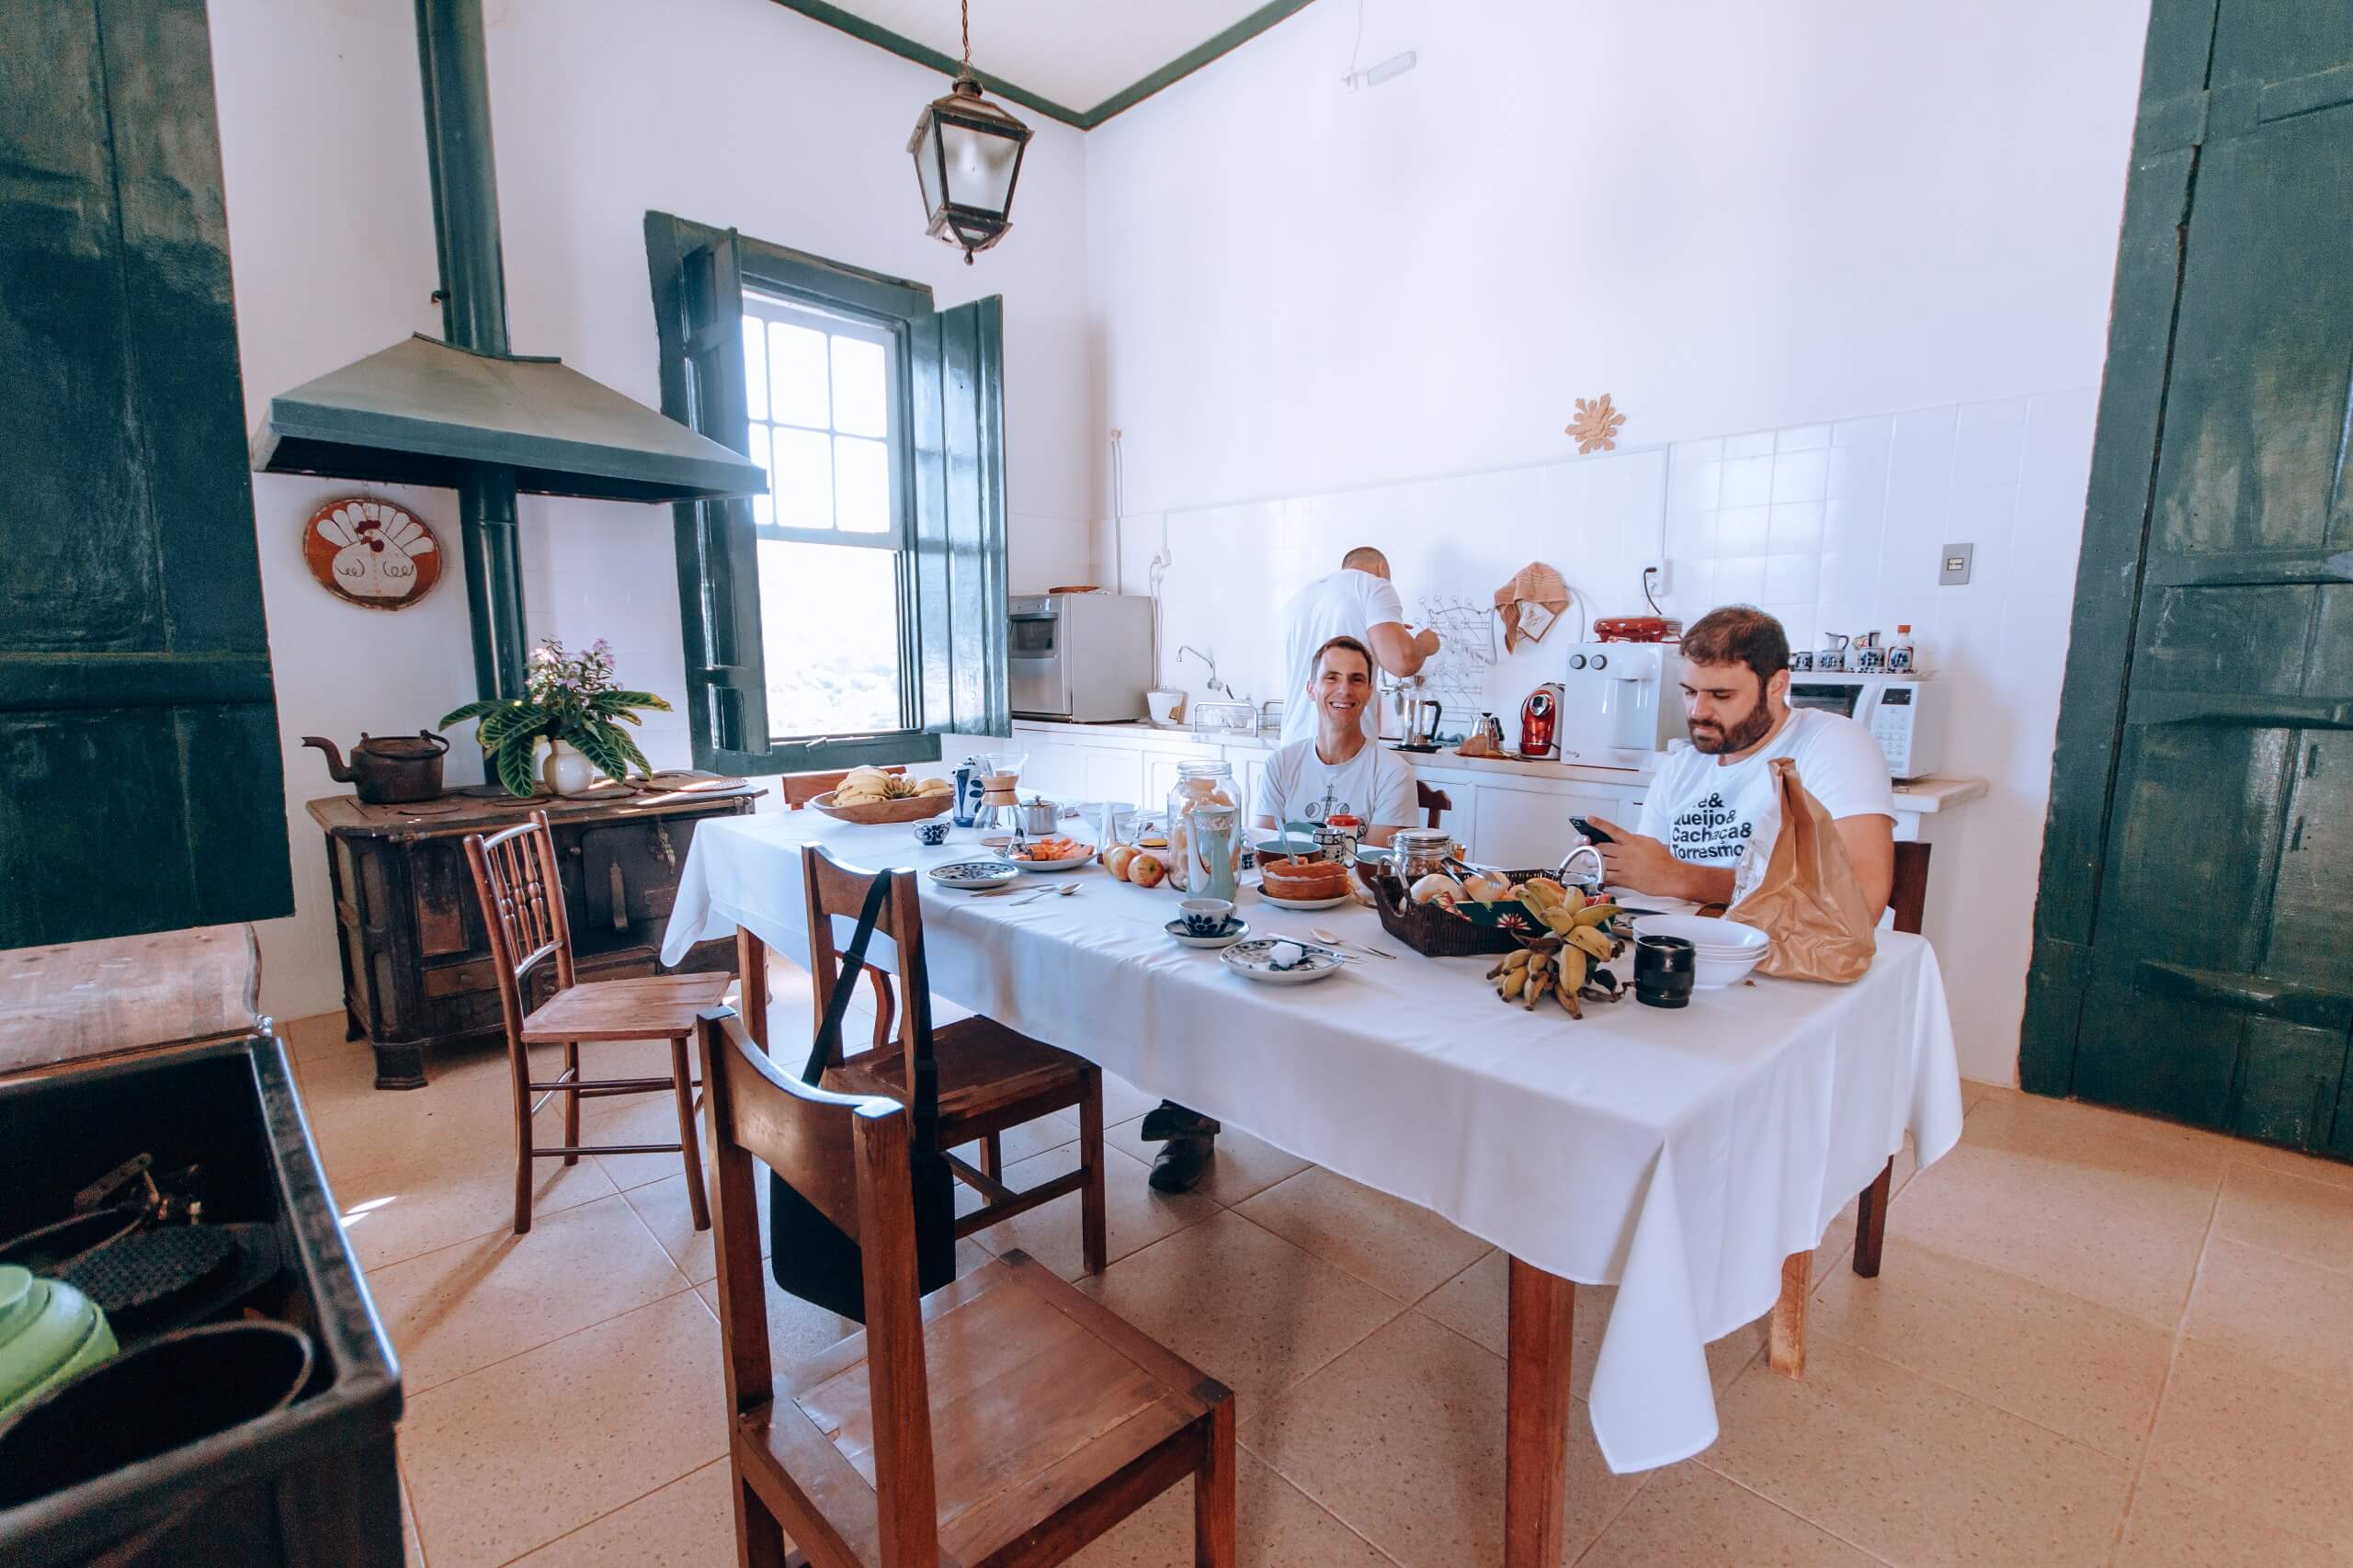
xmin=834 ymin=767 xmax=953 ymax=807
xmin=1485 ymin=911 xmax=1625 ymax=1019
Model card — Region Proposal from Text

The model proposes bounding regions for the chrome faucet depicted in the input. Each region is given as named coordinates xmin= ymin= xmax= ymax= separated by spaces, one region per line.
xmin=1176 ymin=644 xmax=1229 ymax=697
xmin=1557 ymin=843 xmax=1606 ymax=891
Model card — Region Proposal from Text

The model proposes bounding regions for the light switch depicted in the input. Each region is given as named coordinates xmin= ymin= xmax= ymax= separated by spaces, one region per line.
xmin=1939 ymin=542 xmax=1974 ymax=585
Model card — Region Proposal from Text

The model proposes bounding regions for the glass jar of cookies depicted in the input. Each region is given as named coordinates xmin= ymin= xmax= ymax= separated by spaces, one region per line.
xmin=1165 ymin=760 xmax=1241 ymax=892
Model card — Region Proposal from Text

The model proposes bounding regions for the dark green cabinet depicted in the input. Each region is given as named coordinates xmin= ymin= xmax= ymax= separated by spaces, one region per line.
xmin=0 ymin=0 xmax=291 ymax=948
xmin=2026 ymin=0 xmax=2353 ymax=1155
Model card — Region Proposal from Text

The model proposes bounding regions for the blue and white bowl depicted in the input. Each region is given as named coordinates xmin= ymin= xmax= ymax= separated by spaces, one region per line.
xmin=1220 ymin=937 xmax=1345 ymax=985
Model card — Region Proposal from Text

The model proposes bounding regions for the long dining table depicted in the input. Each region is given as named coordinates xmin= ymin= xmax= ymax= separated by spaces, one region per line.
xmin=661 ymin=808 xmax=1964 ymax=1565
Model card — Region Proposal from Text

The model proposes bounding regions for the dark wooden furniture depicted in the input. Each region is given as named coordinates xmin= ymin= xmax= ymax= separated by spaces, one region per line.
xmin=798 ymin=846 xmax=1108 ymax=1273
xmin=1415 ymin=782 xmax=1452 ymax=830
xmin=464 ymin=811 xmax=731 ymax=1236
xmin=307 ymin=773 xmax=758 ymax=1089
xmin=2 ymin=0 xmax=292 ymax=949
xmin=0 ymin=925 xmax=260 ymax=1082
xmin=781 ymin=766 xmax=906 ymax=810
xmin=696 ymin=1006 xmax=1235 ymax=1568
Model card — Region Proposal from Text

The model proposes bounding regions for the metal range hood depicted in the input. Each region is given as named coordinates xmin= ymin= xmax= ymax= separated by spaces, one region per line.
xmin=252 ymin=0 xmax=764 ymax=700
xmin=253 ymin=335 xmax=762 ymax=505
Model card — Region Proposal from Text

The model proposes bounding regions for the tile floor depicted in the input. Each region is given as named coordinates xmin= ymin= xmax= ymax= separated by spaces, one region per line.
xmin=278 ymin=1001 xmax=2353 ymax=1568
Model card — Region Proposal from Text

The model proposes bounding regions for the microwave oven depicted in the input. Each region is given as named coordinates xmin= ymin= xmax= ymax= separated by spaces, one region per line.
xmin=1008 ymin=592 xmax=1155 ymax=722
xmin=1785 ymin=674 xmax=1944 ymax=780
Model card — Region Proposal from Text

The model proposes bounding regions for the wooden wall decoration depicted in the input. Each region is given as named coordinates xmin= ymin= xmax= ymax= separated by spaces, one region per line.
xmin=1565 ymin=394 xmax=1626 ymax=453
xmin=303 ymin=496 xmax=442 ymax=609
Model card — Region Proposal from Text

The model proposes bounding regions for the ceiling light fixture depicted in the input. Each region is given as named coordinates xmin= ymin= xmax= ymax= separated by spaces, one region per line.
xmin=908 ymin=0 xmax=1032 ymax=264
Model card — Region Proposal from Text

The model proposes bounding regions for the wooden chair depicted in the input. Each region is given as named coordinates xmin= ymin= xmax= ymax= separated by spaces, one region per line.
xmin=464 ymin=811 xmax=732 ymax=1235
xmin=1415 ymin=781 xmax=1452 ymax=830
xmin=1769 ymin=839 xmax=1933 ymax=1377
xmin=698 ymin=1006 xmax=1235 ymax=1567
xmin=801 ymin=844 xmax=1108 ymax=1273
xmin=782 ymin=765 xmax=908 ymax=811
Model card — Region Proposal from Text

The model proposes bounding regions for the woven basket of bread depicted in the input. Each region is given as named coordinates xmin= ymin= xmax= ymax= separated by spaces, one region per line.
xmin=1352 ymin=862 xmax=1557 ymax=958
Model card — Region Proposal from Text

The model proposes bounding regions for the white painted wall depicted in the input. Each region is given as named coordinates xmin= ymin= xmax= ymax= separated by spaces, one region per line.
xmin=1084 ymin=0 xmax=2151 ymax=1082
xmin=209 ymin=0 xmax=1095 ymax=1020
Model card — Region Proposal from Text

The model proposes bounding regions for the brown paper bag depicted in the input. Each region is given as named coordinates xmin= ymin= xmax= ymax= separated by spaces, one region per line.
xmin=1725 ymin=756 xmax=1877 ymax=983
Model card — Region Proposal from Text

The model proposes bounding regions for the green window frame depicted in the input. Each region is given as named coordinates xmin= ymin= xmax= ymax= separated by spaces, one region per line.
xmin=642 ymin=212 xmax=1012 ymax=777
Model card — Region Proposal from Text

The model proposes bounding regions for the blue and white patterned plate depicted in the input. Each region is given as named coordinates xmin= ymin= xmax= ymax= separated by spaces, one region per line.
xmin=928 ymin=859 xmax=1020 ymax=891
xmin=1220 ymin=937 xmax=1346 ymax=985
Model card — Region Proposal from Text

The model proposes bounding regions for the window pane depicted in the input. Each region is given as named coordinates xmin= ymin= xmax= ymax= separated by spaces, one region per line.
xmin=767 ymin=320 xmax=830 ymax=428
xmin=746 ymin=423 xmax=774 ymax=528
xmin=835 ymin=435 xmax=890 ymax=534
xmin=830 ymin=335 xmax=887 ymax=437
xmin=741 ymin=316 xmax=767 ymax=424
xmin=771 ymin=426 xmax=833 ymax=530
xmin=757 ymin=540 xmax=902 ymax=737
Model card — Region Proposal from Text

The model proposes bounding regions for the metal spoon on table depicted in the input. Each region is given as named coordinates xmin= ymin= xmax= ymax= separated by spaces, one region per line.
xmin=1310 ymin=926 xmax=1395 ymax=959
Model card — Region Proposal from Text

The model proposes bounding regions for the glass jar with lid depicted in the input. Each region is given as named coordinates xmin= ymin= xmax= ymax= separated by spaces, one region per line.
xmin=1391 ymin=827 xmax=1455 ymax=881
xmin=1165 ymin=760 xmax=1240 ymax=893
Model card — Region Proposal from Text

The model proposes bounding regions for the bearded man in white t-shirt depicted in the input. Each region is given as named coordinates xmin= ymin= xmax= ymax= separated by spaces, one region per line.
xmin=1276 ymin=547 xmax=1442 ymax=746
xmin=1585 ymin=607 xmax=1895 ymax=913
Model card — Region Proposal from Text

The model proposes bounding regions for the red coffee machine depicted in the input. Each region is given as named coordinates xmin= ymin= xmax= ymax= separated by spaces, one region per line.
xmin=1518 ymin=683 xmax=1563 ymax=759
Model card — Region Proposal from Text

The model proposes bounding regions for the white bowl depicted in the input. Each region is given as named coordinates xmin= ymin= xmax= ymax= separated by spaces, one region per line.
xmin=1146 ymin=689 xmax=1184 ymax=725
xmin=1632 ymin=915 xmax=1769 ymax=988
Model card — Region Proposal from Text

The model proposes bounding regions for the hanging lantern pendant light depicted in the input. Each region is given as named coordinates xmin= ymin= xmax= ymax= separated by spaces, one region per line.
xmin=908 ymin=0 xmax=1032 ymax=263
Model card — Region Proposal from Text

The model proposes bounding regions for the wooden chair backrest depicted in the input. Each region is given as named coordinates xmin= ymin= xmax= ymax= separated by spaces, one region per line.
xmin=783 ymin=765 xmax=909 ymax=811
xmin=463 ymin=812 xmax=575 ymax=1037
xmin=1888 ymin=841 xmax=1931 ymax=936
xmin=697 ymin=1006 xmax=939 ymax=1562
xmin=1415 ymin=782 xmax=1452 ymax=830
xmin=801 ymin=843 xmax=934 ymax=1074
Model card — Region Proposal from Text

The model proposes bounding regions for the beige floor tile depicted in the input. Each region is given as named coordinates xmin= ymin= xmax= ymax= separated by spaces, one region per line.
xmin=507 ymin=1458 xmax=739 ymax=1566
xmin=401 ymin=1291 xmax=727 ymax=1568
xmin=1811 ymin=1235 xmax=2173 ymax=1459
xmin=398 ymin=1458 xmax=426 ymax=1568
xmin=624 ymin=1168 xmax=775 ymax=1286
xmin=1961 ymin=1078 xmax=2017 ymax=1111
xmin=1889 ymin=1089 xmax=2222 ymax=1324
xmin=1235 ymin=1167 xmax=1492 ymax=1304
xmin=1066 ymin=1447 xmax=1393 ymax=1568
xmin=2224 ymin=1140 xmax=2353 ymax=1194
xmin=1097 ymin=1071 xmax=1168 ymax=1126
xmin=1243 ymin=1312 xmax=1641 ymax=1568
xmin=576 ymin=1087 xmax=709 ymax=1192
xmin=2114 ymin=1468 xmax=2353 ymax=1568
xmin=949 ymin=1109 xmax=1079 ymax=1170
xmin=1415 ymin=1252 xmax=1763 ymax=1399
xmin=1086 ymin=1209 xmax=1405 ymax=1407
xmin=693 ymin=1277 xmax=860 ymax=1370
xmin=966 ymin=1140 xmax=1220 ymax=1280
xmin=1700 ymin=1332 xmax=2131 ymax=1567
xmin=2186 ymin=1236 xmax=2353 ymax=1388
xmin=365 ymin=1192 xmax=692 ymax=1393
xmin=2143 ymin=1335 xmax=2353 ymax=1548
xmin=1106 ymin=1113 xmax=1313 ymax=1206
xmin=1578 ymin=1462 xmax=1881 ymax=1568
xmin=2211 ymin=1163 xmax=2353 ymax=1275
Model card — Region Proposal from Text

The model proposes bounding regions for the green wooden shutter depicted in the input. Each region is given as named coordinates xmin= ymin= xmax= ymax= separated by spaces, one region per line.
xmin=645 ymin=216 xmax=771 ymax=772
xmin=908 ymin=296 xmax=1011 ymax=739
xmin=0 ymin=0 xmax=292 ymax=948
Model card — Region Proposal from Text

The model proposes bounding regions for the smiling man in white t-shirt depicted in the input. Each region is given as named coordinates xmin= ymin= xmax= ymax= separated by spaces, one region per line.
xmin=1585 ymin=607 xmax=1895 ymax=912
xmin=1254 ymin=635 xmax=1420 ymax=846
xmin=1277 ymin=548 xmax=1442 ymax=746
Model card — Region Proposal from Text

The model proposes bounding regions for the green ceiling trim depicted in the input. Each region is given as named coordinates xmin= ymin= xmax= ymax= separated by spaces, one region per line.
xmin=766 ymin=0 xmax=1321 ymax=131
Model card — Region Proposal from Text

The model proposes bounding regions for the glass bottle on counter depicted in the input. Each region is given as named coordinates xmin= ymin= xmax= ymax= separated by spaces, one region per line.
xmin=1165 ymin=760 xmax=1241 ymax=893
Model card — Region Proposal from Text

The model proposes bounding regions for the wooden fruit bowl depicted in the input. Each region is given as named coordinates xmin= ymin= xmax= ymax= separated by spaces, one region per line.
xmin=807 ymin=790 xmax=953 ymax=825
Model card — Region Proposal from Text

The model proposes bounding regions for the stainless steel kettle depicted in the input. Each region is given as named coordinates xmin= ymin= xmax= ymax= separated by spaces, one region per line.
xmin=1402 ymin=697 xmax=1446 ymax=748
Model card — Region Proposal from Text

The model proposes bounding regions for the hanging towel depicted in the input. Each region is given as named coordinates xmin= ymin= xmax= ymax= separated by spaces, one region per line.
xmin=1495 ymin=562 xmax=1570 ymax=652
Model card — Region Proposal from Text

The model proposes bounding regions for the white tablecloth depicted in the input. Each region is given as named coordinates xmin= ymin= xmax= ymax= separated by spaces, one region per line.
xmin=661 ymin=812 xmax=1963 ymax=1473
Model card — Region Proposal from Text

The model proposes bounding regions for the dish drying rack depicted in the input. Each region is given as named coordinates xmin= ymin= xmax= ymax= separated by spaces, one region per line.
xmin=1414 ymin=596 xmax=1502 ymax=716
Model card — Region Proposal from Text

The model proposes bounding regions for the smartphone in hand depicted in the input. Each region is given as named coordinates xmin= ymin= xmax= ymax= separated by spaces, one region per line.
xmin=1570 ymin=816 xmax=1615 ymax=846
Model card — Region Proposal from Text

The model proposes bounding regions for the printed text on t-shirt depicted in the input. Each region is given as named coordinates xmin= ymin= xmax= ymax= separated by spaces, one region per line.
xmin=1667 ymin=790 xmax=1752 ymax=862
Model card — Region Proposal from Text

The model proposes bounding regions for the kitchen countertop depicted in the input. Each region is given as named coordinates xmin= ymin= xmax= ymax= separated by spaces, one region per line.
xmin=1008 ymin=718 xmax=1986 ymax=812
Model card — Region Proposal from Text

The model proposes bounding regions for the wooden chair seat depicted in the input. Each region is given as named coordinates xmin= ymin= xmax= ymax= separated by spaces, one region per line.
xmin=520 ymin=971 xmax=734 ymax=1043
xmin=750 ymin=1250 xmax=1223 ymax=1566
xmin=824 ymin=1017 xmax=1089 ymax=1141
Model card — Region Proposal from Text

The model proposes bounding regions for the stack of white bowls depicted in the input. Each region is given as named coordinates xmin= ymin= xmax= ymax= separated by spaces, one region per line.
xmin=1631 ymin=915 xmax=1770 ymax=989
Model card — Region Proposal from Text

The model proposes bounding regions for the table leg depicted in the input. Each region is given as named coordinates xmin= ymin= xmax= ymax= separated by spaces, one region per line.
xmin=1852 ymin=1157 xmax=1893 ymax=1278
xmin=1504 ymin=1255 xmax=1574 ymax=1568
xmin=1769 ymin=1249 xmax=1811 ymax=1379
xmin=734 ymin=927 xmax=771 ymax=1054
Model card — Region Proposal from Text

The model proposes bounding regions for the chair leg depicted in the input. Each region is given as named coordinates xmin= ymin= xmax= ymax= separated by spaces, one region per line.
xmin=507 ymin=1034 xmax=535 ymax=1237
xmin=1194 ymin=1400 xmax=1236 ymax=1568
xmin=562 ymin=1041 xmax=581 ymax=1165
xmin=1852 ymin=1156 xmax=1893 ymax=1278
xmin=733 ymin=1469 xmax=790 ymax=1568
xmin=1078 ymin=1068 xmax=1108 ymax=1276
xmin=671 ymin=1034 xmax=711 ymax=1232
xmin=979 ymin=1131 xmax=1003 ymax=1183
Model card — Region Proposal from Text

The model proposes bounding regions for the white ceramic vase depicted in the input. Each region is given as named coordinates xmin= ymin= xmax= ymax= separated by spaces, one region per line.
xmin=540 ymin=738 xmax=601 ymax=797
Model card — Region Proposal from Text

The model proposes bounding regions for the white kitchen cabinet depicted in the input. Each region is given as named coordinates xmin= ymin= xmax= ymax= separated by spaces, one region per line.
xmin=1081 ymin=744 xmax=1146 ymax=807
xmin=1143 ymin=744 xmax=1224 ymax=806
xmin=1467 ymin=781 xmax=1630 ymax=869
xmin=1021 ymin=739 xmax=1086 ymax=800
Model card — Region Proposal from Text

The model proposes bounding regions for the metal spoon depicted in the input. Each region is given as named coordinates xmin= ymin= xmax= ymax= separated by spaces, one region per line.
xmin=1014 ymin=882 xmax=1081 ymax=906
xmin=1311 ymin=926 xmax=1395 ymax=959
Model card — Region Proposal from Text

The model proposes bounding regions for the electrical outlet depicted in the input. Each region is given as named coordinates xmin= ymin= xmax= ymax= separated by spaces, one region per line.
xmin=1939 ymin=542 xmax=1974 ymax=585
xmin=1643 ymin=561 xmax=1671 ymax=597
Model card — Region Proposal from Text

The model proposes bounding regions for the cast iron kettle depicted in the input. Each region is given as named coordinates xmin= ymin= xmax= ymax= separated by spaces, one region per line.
xmin=302 ymin=731 xmax=449 ymax=804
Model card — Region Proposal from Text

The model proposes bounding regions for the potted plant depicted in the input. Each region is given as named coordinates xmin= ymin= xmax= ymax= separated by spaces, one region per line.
xmin=439 ymin=639 xmax=673 ymax=798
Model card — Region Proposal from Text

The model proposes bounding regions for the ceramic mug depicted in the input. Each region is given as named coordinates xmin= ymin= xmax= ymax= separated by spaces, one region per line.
xmin=1178 ymin=898 xmax=1234 ymax=937
xmin=912 ymin=820 xmax=949 ymax=846
xmin=1633 ymin=935 xmax=1696 ymax=1009
xmin=1854 ymin=646 xmax=1886 ymax=673
xmin=1789 ymin=650 xmax=1813 ymax=672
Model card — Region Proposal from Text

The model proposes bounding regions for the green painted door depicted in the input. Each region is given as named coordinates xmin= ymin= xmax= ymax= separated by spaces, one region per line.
xmin=0 ymin=0 xmax=292 ymax=948
xmin=2025 ymin=0 xmax=2353 ymax=1155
